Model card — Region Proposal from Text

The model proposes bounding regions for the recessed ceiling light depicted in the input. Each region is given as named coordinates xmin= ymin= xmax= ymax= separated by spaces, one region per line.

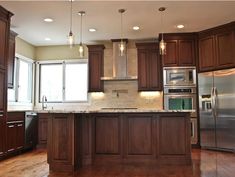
xmin=89 ymin=28 xmax=96 ymax=32
xmin=177 ymin=24 xmax=185 ymax=29
xmin=44 ymin=18 xmax=53 ymax=22
xmin=133 ymin=26 xmax=140 ymax=31
xmin=44 ymin=37 xmax=51 ymax=41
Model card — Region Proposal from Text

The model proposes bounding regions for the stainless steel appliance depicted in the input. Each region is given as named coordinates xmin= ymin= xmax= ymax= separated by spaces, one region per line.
xmin=164 ymin=87 xmax=197 ymax=117
xmin=163 ymin=67 xmax=196 ymax=87
xmin=199 ymin=68 xmax=235 ymax=151
xmin=25 ymin=112 xmax=38 ymax=150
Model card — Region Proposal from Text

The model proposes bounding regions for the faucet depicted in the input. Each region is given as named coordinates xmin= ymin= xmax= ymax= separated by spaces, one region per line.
xmin=42 ymin=95 xmax=47 ymax=110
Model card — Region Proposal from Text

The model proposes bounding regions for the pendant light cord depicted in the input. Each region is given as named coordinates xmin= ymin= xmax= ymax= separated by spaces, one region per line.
xmin=70 ymin=0 xmax=73 ymax=32
xmin=121 ymin=12 xmax=123 ymax=41
xmin=80 ymin=13 xmax=83 ymax=44
xmin=161 ymin=11 xmax=164 ymax=40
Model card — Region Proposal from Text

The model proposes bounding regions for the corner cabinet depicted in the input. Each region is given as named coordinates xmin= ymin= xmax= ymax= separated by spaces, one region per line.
xmin=199 ymin=22 xmax=235 ymax=72
xmin=8 ymin=30 xmax=17 ymax=88
xmin=160 ymin=33 xmax=197 ymax=67
xmin=87 ymin=45 xmax=105 ymax=92
xmin=136 ymin=43 xmax=162 ymax=91
xmin=0 ymin=6 xmax=13 ymax=159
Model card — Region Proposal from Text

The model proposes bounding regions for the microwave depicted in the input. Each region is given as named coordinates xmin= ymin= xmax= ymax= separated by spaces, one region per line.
xmin=163 ymin=67 xmax=196 ymax=87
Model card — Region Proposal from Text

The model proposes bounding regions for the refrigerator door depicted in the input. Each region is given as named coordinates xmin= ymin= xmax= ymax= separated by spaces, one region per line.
xmin=198 ymin=72 xmax=216 ymax=148
xmin=214 ymin=69 xmax=235 ymax=150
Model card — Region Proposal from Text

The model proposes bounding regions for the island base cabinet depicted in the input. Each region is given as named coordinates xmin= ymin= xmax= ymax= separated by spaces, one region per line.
xmin=47 ymin=112 xmax=191 ymax=172
xmin=47 ymin=114 xmax=75 ymax=172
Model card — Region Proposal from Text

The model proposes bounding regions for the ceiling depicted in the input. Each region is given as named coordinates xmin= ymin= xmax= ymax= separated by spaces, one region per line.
xmin=1 ymin=1 xmax=235 ymax=46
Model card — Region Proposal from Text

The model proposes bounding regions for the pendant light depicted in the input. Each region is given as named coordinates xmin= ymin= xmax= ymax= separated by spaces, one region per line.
xmin=78 ymin=11 xmax=85 ymax=58
xmin=118 ymin=9 xmax=126 ymax=56
xmin=159 ymin=7 xmax=166 ymax=55
xmin=68 ymin=0 xmax=74 ymax=48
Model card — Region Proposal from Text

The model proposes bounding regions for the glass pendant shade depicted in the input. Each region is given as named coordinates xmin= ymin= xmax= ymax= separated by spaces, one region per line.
xmin=159 ymin=39 xmax=166 ymax=55
xmin=78 ymin=43 xmax=84 ymax=58
xmin=68 ymin=31 xmax=74 ymax=48
xmin=119 ymin=40 xmax=126 ymax=56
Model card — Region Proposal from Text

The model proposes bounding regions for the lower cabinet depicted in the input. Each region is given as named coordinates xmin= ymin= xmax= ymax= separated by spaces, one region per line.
xmin=6 ymin=121 xmax=24 ymax=153
xmin=38 ymin=113 xmax=48 ymax=147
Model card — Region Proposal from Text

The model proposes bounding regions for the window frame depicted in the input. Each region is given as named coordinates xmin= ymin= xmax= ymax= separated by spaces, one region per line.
xmin=8 ymin=54 xmax=34 ymax=103
xmin=38 ymin=59 xmax=88 ymax=103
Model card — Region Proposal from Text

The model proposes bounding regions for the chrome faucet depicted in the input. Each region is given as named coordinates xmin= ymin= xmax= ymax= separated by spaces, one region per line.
xmin=42 ymin=95 xmax=47 ymax=110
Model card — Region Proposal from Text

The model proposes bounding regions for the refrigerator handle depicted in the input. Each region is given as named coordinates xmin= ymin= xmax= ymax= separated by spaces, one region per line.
xmin=214 ymin=87 xmax=218 ymax=117
xmin=211 ymin=87 xmax=215 ymax=117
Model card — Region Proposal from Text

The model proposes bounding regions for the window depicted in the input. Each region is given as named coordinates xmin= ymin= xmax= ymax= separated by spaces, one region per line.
xmin=8 ymin=57 xmax=33 ymax=103
xmin=39 ymin=60 xmax=88 ymax=102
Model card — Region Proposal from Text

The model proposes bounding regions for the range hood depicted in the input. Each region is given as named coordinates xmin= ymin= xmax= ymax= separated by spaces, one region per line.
xmin=101 ymin=40 xmax=137 ymax=81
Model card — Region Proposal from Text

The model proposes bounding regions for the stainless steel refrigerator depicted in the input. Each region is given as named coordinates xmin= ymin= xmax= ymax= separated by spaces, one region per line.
xmin=198 ymin=68 xmax=235 ymax=151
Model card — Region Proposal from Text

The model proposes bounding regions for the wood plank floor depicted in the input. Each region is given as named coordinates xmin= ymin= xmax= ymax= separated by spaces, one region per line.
xmin=0 ymin=149 xmax=235 ymax=177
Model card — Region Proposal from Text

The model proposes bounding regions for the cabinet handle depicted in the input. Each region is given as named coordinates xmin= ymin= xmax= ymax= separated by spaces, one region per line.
xmin=0 ymin=113 xmax=3 ymax=117
xmin=8 ymin=125 xmax=14 ymax=128
xmin=17 ymin=124 xmax=23 ymax=127
xmin=8 ymin=148 xmax=15 ymax=152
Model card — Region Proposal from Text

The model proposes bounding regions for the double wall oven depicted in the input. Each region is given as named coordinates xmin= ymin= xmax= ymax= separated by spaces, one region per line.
xmin=163 ymin=67 xmax=198 ymax=144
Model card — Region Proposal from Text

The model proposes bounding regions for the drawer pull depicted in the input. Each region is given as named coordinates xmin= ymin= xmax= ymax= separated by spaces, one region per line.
xmin=0 ymin=114 xmax=3 ymax=117
xmin=17 ymin=124 xmax=23 ymax=127
xmin=8 ymin=125 xmax=14 ymax=128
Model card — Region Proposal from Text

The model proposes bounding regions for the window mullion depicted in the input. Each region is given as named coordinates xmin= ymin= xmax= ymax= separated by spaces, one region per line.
xmin=15 ymin=57 xmax=20 ymax=102
xmin=62 ymin=61 xmax=66 ymax=102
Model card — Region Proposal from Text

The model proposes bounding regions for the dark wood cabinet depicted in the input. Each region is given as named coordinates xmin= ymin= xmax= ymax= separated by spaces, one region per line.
xmin=8 ymin=31 xmax=17 ymax=88
xmin=136 ymin=43 xmax=162 ymax=91
xmin=47 ymin=113 xmax=75 ymax=172
xmin=0 ymin=6 xmax=13 ymax=159
xmin=161 ymin=33 xmax=197 ymax=67
xmin=87 ymin=45 xmax=105 ymax=92
xmin=198 ymin=22 xmax=235 ymax=72
xmin=38 ymin=113 xmax=49 ymax=148
xmin=6 ymin=121 xmax=24 ymax=153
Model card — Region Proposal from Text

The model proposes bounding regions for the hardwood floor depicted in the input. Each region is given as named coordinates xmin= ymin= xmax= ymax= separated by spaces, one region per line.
xmin=0 ymin=148 xmax=235 ymax=177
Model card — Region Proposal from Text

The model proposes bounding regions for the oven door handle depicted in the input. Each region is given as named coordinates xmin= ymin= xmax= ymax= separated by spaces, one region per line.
xmin=211 ymin=87 xmax=215 ymax=118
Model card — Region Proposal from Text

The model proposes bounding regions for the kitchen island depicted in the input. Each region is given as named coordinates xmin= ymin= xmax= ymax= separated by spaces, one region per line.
xmin=45 ymin=110 xmax=192 ymax=172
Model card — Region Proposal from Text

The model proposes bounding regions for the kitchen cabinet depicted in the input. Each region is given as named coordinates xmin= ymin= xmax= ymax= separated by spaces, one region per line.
xmin=6 ymin=121 xmax=24 ymax=153
xmin=37 ymin=113 xmax=49 ymax=148
xmin=0 ymin=6 xmax=13 ymax=159
xmin=160 ymin=33 xmax=197 ymax=67
xmin=199 ymin=22 xmax=235 ymax=72
xmin=136 ymin=42 xmax=162 ymax=91
xmin=8 ymin=30 xmax=17 ymax=88
xmin=87 ymin=45 xmax=105 ymax=92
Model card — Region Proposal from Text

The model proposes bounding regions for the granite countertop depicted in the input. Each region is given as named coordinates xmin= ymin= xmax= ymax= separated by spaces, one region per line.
xmin=32 ymin=108 xmax=195 ymax=114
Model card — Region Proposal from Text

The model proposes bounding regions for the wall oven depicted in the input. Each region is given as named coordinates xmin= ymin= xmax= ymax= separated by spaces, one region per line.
xmin=164 ymin=87 xmax=197 ymax=117
xmin=163 ymin=67 xmax=196 ymax=87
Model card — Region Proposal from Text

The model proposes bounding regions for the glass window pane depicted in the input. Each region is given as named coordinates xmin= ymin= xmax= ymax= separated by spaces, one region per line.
xmin=169 ymin=98 xmax=192 ymax=110
xmin=65 ymin=63 xmax=88 ymax=101
xmin=18 ymin=60 xmax=32 ymax=102
xmin=40 ymin=64 xmax=63 ymax=102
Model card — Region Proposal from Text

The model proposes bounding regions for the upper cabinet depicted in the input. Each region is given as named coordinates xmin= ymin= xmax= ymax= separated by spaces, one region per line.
xmin=87 ymin=45 xmax=105 ymax=92
xmin=8 ymin=30 xmax=17 ymax=88
xmin=136 ymin=43 xmax=162 ymax=91
xmin=199 ymin=22 xmax=235 ymax=72
xmin=160 ymin=33 xmax=197 ymax=67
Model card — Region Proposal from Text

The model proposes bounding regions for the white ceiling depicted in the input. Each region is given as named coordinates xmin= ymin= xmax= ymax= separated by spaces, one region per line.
xmin=1 ymin=1 xmax=235 ymax=46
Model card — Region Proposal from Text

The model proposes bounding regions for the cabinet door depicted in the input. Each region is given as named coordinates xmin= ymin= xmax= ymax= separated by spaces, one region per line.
xmin=6 ymin=123 xmax=16 ymax=153
xmin=16 ymin=122 xmax=24 ymax=150
xmin=0 ymin=111 xmax=5 ymax=157
xmin=199 ymin=36 xmax=216 ymax=72
xmin=88 ymin=45 xmax=105 ymax=92
xmin=162 ymin=40 xmax=178 ymax=67
xmin=0 ymin=20 xmax=7 ymax=69
xmin=137 ymin=50 xmax=149 ymax=91
xmin=216 ymin=31 xmax=235 ymax=69
xmin=38 ymin=118 xmax=48 ymax=146
xmin=178 ymin=40 xmax=195 ymax=66
xmin=8 ymin=31 xmax=17 ymax=88
xmin=149 ymin=49 xmax=162 ymax=90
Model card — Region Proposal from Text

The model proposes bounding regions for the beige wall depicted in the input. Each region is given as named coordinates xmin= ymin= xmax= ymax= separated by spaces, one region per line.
xmin=15 ymin=37 xmax=36 ymax=59
xmin=35 ymin=44 xmax=88 ymax=60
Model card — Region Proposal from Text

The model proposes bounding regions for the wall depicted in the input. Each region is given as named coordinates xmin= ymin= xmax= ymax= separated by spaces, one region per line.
xmin=34 ymin=40 xmax=163 ymax=111
xmin=35 ymin=44 xmax=88 ymax=60
xmin=15 ymin=37 xmax=36 ymax=60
